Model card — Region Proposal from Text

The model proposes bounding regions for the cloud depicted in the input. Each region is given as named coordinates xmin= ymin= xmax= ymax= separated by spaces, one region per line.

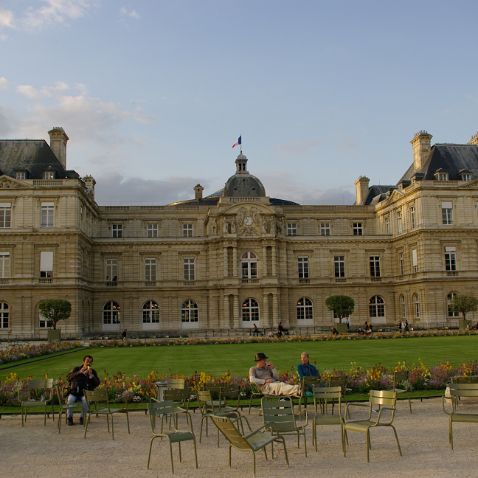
xmin=261 ymin=171 xmax=355 ymax=205
xmin=95 ymin=173 xmax=207 ymax=205
xmin=22 ymin=0 xmax=94 ymax=30
xmin=0 ymin=76 xmax=7 ymax=89
xmin=276 ymin=138 xmax=321 ymax=156
xmin=120 ymin=7 xmax=140 ymax=19
xmin=0 ymin=9 xmax=14 ymax=29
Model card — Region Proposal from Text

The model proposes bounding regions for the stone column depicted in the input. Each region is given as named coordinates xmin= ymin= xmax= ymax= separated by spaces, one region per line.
xmin=233 ymin=295 xmax=240 ymax=328
xmin=223 ymin=248 xmax=228 ymax=278
xmin=233 ymin=248 xmax=238 ymax=277
xmin=272 ymin=245 xmax=277 ymax=276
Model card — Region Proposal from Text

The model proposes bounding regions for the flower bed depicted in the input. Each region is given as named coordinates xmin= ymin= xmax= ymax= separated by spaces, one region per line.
xmin=0 ymin=341 xmax=82 ymax=365
xmin=2 ymin=360 xmax=477 ymax=406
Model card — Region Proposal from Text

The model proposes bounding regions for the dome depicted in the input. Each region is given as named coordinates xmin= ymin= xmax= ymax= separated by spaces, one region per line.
xmin=223 ymin=153 xmax=266 ymax=198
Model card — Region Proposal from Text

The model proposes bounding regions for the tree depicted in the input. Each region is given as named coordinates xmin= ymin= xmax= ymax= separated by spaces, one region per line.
xmin=38 ymin=299 xmax=72 ymax=330
xmin=325 ymin=295 xmax=355 ymax=323
xmin=451 ymin=294 xmax=478 ymax=324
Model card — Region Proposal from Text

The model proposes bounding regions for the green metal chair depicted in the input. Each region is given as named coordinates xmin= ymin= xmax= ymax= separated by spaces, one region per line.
xmin=198 ymin=389 xmax=250 ymax=445
xmin=261 ymin=396 xmax=308 ymax=456
xmin=392 ymin=370 xmax=413 ymax=413
xmin=149 ymin=399 xmax=193 ymax=433
xmin=211 ymin=414 xmax=289 ymax=477
xmin=248 ymin=383 xmax=264 ymax=414
xmin=344 ymin=390 xmax=402 ymax=462
xmin=18 ymin=378 xmax=56 ymax=427
xmin=83 ymin=388 xmax=130 ymax=440
xmin=311 ymin=385 xmax=345 ymax=453
xmin=299 ymin=376 xmax=322 ymax=412
xmin=55 ymin=384 xmax=84 ymax=433
xmin=147 ymin=402 xmax=198 ymax=474
xmin=443 ymin=383 xmax=478 ymax=450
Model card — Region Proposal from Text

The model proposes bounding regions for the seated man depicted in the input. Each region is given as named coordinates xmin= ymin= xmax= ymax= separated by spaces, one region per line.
xmin=297 ymin=352 xmax=320 ymax=380
xmin=297 ymin=352 xmax=320 ymax=397
xmin=249 ymin=352 xmax=301 ymax=397
xmin=66 ymin=354 xmax=100 ymax=426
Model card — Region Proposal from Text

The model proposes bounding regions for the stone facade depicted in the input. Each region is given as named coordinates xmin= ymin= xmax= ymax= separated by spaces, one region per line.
xmin=0 ymin=129 xmax=477 ymax=338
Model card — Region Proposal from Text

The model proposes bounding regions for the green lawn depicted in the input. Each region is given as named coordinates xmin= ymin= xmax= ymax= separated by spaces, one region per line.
xmin=1 ymin=335 xmax=478 ymax=380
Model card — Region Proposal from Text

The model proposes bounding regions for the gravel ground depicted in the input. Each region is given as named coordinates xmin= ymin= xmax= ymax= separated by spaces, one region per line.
xmin=1 ymin=398 xmax=477 ymax=478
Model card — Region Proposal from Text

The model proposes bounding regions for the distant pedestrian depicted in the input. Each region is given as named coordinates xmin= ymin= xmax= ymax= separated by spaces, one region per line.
xmin=121 ymin=329 xmax=127 ymax=341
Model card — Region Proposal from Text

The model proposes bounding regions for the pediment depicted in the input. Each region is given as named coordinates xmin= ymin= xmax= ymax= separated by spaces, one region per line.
xmin=0 ymin=175 xmax=26 ymax=189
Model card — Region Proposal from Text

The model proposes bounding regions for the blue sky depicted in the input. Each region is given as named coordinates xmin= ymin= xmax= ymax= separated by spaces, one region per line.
xmin=1 ymin=0 xmax=478 ymax=204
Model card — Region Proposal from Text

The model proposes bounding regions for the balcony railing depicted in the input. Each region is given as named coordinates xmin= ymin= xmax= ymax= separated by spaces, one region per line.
xmin=105 ymin=280 xmax=118 ymax=287
xmin=299 ymin=278 xmax=310 ymax=284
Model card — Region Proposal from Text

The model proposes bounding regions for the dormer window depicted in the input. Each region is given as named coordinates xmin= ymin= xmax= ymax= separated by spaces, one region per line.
xmin=434 ymin=169 xmax=448 ymax=181
xmin=459 ymin=169 xmax=472 ymax=181
xmin=43 ymin=170 xmax=55 ymax=180
xmin=15 ymin=171 xmax=27 ymax=180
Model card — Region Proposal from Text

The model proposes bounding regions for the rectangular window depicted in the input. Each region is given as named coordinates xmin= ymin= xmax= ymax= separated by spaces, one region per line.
xmin=287 ymin=223 xmax=297 ymax=236
xmin=297 ymin=256 xmax=309 ymax=279
xmin=444 ymin=247 xmax=457 ymax=271
xmin=183 ymin=258 xmax=195 ymax=281
xmin=0 ymin=253 xmax=10 ymax=279
xmin=334 ymin=255 xmax=345 ymax=279
xmin=320 ymin=222 xmax=330 ymax=236
xmin=397 ymin=210 xmax=403 ymax=234
xmin=39 ymin=313 xmax=52 ymax=328
xmin=352 ymin=222 xmax=363 ymax=236
xmin=384 ymin=215 xmax=390 ymax=234
xmin=182 ymin=223 xmax=193 ymax=237
xmin=40 ymin=251 xmax=53 ymax=279
xmin=399 ymin=252 xmax=404 ymax=275
xmin=0 ymin=203 xmax=11 ymax=228
xmin=442 ymin=202 xmax=453 ymax=225
xmin=112 ymin=224 xmax=123 ymax=238
xmin=105 ymin=258 xmax=118 ymax=284
xmin=43 ymin=171 xmax=55 ymax=179
xmin=16 ymin=171 xmax=27 ymax=180
xmin=147 ymin=223 xmax=159 ymax=238
xmin=144 ymin=258 xmax=157 ymax=282
xmin=369 ymin=256 xmax=381 ymax=278
xmin=40 ymin=202 xmax=54 ymax=228
xmin=409 ymin=205 xmax=416 ymax=229
xmin=411 ymin=248 xmax=418 ymax=273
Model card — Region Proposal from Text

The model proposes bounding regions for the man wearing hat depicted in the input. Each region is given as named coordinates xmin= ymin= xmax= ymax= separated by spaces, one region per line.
xmin=249 ymin=352 xmax=302 ymax=397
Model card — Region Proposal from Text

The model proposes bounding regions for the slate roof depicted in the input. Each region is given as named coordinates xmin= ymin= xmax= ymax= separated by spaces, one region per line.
xmin=399 ymin=143 xmax=478 ymax=183
xmin=364 ymin=185 xmax=395 ymax=205
xmin=168 ymin=189 xmax=299 ymax=207
xmin=0 ymin=139 xmax=79 ymax=179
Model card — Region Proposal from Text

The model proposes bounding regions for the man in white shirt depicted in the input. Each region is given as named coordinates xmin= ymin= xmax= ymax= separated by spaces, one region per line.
xmin=249 ymin=352 xmax=301 ymax=397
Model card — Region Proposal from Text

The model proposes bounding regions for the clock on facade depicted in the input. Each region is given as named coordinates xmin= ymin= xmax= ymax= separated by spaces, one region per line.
xmin=244 ymin=216 xmax=253 ymax=226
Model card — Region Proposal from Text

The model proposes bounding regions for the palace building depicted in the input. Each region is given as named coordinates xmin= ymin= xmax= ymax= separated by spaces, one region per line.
xmin=1 ymin=127 xmax=478 ymax=338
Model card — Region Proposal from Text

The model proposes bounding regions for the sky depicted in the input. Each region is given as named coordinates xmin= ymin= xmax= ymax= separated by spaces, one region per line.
xmin=1 ymin=0 xmax=478 ymax=205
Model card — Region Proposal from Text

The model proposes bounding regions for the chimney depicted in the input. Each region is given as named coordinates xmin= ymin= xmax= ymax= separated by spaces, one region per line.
xmin=410 ymin=130 xmax=432 ymax=170
xmin=83 ymin=175 xmax=96 ymax=198
xmin=48 ymin=127 xmax=69 ymax=169
xmin=468 ymin=132 xmax=478 ymax=145
xmin=354 ymin=176 xmax=370 ymax=205
xmin=194 ymin=184 xmax=204 ymax=200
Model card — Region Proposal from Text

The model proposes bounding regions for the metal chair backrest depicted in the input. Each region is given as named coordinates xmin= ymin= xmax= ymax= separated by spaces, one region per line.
xmin=262 ymin=396 xmax=297 ymax=433
xmin=18 ymin=379 xmax=47 ymax=401
xmin=449 ymin=383 xmax=478 ymax=401
xmin=84 ymin=388 xmax=109 ymax=408
xmin=393 ymin=371 xmax=409 ymax=388
xmin=168 ymin=378 xmax=185 ymax=390
xmin=148 ymin=400 xmax=179 ymax=431
xmin=450 ymin=375 xmax=478 ymax=384
xmin=313 ymin=385 xmax=343 ymax=415
xmin=163 ymin=388 xmax=186 ymax=402
xmin=211 ymin=415 xmax=251 ymax=450
xmin=370 ymin=390 xmax=397 ymax=408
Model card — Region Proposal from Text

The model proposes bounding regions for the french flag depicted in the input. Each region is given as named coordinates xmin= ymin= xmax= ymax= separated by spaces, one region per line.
xmin=232 ymin=136 xmax=241 ymax=149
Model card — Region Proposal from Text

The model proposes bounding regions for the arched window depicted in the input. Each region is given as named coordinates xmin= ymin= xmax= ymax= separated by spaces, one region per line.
xmin=399 ymin=295 xmax=406 ymax=319
xmin=142 ymin=300 xmax=159 ymax=323
xmin=0 ymin=302 xmax=9 ymax=328
xmin=242 ymin=298 xmax=259 ymax=322
xmin=369 ymin=296 xmax=385 ymax=318
xmin=412 ymin=293 xmax=420 ymax=319
xmin=296 ymin=297 xmax=313 ymax=321
xmin=103 ymin=301 xmax=120 ymax=324
xmin=241 ymin=252 xmax=257 ymax=280
xmin=181 ymin=299 xmax=198 ymax=323
xmin=447 ymin=292 xmax=459 ymax=317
